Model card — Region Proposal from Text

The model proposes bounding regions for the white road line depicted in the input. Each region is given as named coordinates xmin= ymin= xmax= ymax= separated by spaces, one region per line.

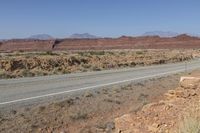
xmin=0 ymin=68 xmax=188 ymax=106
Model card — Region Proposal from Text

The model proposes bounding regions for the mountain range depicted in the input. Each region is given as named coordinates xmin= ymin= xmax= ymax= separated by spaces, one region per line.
xmin=69 ymin=33 xmax=98 ymax=39
xmin=27 ymin=33 xmax=98 ymax=40
xmin=1 ymin=32 xmax=199 ymax=41
xmin=142 ymin=31 xmax=179 ymax=37
xmin=28 ymin=34 xmax=54 ymax=40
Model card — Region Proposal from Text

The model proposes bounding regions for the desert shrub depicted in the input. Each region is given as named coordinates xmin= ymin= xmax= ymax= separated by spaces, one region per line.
xmin=88 ymin=51 xmax=105 ymax=55
xmin=10 ymin=110 xmax=17 ymax=115
xmin=92 ymin=66 xmax=101 ymax=71
xmin=18 ymin=50 xmax=24 ymax=53
xmin=53 ymin=98 xmax=74 ymax=108
xmin=24 ymin=55 xmax=31 ymax=58
xmin=159 ymin=59 xmax=166 ymax=64
xmin=10 ymin=60 xmax=27 ymax=71
xmin=0 ymin=70 xmax=11 ymax=78
xmin=179 ymin=117 xmax=200 ymax=133
xmin=137 ymin=93 xmax=149 ymax=102
xmin=143 ymin=50 xmax=148 ymax=53
xmin=119 ymin=51 xmax=126 ymax=55
xmin=179 ymin=102 xmax=200 ymax=133
xmin=104 ymin=99 xmax=121 ymax=104
xmin=0 ymin=69 xmax=5 ymax=75
xmin=130 ymin=62 xmax=136 ymax=66
xmin=46 ymin=51 xmax=53 ymax=55
xmin=77 ymin=52 xmax=88 ymax=56
xmin=107 ymin=51 xmax=115 ymax=55
xmin=45 ymin=51 xmax=58 ymax=55
xmin=13 ymin=51 xmax=21 ymax=56
xmin=38 ymin=106 xmax=46 ymax=112
xmin=96 ymin=122 xmax=115 ymax=132
xmin=82 ymin=64 xmax=92 ymax=69
xmin=70 ymin=111 xmax=88 ymax=120
xmin=68 ymin=56 xmax=81 ymax=65
xmin=83 ymin=91 xmax=93 ymax=98
xmin=61 ymin=69 xmax=70 ymax=74
xmin=120 ymin=85 xmax=132 ymax=90
xmin=30 ymin=69 xmax=47 ymax=76
xmin=136 ymin=51 xmax=144 ymax=55
xmin=20 ymin=69 xmax=34 ymax=77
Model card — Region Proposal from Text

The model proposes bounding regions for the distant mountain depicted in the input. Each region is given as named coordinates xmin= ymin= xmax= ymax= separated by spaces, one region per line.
xmin=186 ymin=33 xmax=200 ymax=37
xmin=69 ymin=33 xmax=98 ymax=39
xmin=174 ymin=34 xmax=200 ymax=40
xmin=0 ymin=39 xmax=7 ymax=42
xmin=28 ymin=34 xmax=53 ymax=40
xmin=143 ymin=31 xmax=179 ymax=37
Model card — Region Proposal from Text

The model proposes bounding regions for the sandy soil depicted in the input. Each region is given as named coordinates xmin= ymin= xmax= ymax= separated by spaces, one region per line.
xmin=0 ymin=72 xmax=186 ymax=133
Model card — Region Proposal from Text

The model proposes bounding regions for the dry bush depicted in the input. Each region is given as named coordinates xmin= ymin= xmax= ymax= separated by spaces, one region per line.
xmin=69 ymin=111 xmax=88 ymax=120
xmin=136 ymin=51 xmax=144 ymax=55
xmin=88 ymin=51 xmax=105 ymax=56
xmin=83 ymin=91 xmax=94 ymax=98
xmin=104 ymin=99 xmax=121 ymax=104
xmin=0 ymin=70 xmax=11 ymax=78
xmin=178 ymin=101 xmax=200 ymax=133
xmin=0 ymin=69 xmax=5 ymax=76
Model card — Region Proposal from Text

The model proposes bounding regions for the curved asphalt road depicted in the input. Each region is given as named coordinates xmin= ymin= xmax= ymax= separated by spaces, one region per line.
xmin=0 ymin=59 xmax=200 ymax=108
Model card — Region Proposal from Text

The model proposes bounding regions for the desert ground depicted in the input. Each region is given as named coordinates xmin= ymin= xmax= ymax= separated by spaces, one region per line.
xmin=1 ymin=1 xmax=200 ymax=133
xmin=1 ymin=69 xmax=200 ymax=133
xmin=0 ymin=71 xmax=187 ymax=133
xmin=0 ymin=49 xmax=198 ymax=78
xmin=0 ymin=48 xmax=200 ymax=133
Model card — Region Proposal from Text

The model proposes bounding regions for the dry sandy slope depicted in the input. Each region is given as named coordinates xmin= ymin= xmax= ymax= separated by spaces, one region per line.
xmin=115 ymin=70 xmax=200 ymax=133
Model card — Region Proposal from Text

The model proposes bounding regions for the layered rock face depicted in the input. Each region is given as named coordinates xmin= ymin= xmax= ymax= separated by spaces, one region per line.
xmin=0 ymin=39 xmax=54 ymax=51
xmin=114 ymin=76 xmax=200 ymax=133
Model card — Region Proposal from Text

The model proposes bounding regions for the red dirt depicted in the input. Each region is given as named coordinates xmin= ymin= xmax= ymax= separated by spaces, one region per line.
xmin=1 ymin=34 xmax=200 ymax=52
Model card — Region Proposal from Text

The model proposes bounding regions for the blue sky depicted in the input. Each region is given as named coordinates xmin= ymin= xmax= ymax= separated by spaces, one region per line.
xmin=0 ymin=0 xmax=200 ymax=39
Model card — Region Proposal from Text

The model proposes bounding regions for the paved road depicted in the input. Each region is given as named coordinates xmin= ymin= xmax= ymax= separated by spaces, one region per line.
xmin=0 ymin=59 xmax=200 ymax=108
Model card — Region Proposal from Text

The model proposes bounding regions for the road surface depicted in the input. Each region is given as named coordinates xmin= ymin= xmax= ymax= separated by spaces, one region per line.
xmin=0 ymin=59 xmax=200 ymax=108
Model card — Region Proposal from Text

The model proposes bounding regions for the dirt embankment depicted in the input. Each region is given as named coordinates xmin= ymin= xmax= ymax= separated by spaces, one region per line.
xmin=1 ymin=34 xmax=200 ymax=51
xmin=115 ymin=70 xmax=200 ymax=133
xmin=0 ymin=50 xmax=195 ymax=78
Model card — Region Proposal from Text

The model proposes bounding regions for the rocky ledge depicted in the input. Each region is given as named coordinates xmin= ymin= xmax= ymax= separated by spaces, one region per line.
xmin=115 ymin=74 xmax=200 ymax=133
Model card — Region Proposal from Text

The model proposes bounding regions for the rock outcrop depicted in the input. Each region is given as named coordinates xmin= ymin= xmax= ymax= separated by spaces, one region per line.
xmin=115 ymin=76 xmax=200 ymax=133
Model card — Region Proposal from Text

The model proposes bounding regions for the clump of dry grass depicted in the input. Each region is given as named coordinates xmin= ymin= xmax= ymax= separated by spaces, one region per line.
xmin=178 ymin=101 xmax=200 ymax=133
xmin=83 ymin=91 xmax=94 ymax=98
xmin=0 ymin=69 xmax=11 ymax=78
xmin=69 ymin=111 xmax=88 ymax=120
xmin=0 ymin=69 xmax=5 ymax=77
